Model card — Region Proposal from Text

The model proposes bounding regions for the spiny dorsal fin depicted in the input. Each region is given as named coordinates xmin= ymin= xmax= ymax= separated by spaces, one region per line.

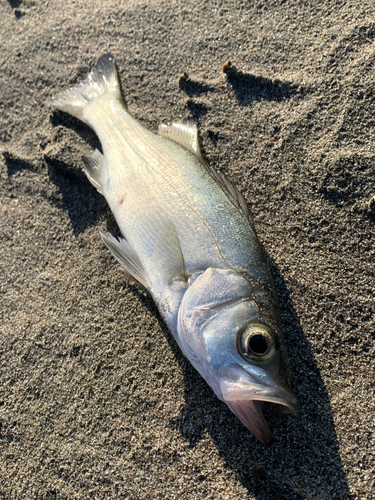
xmin=153 ymin=221 xmax=187 ymax=286
xmin=158 ymin=121 xmax=201 ymax=159
xmin=82 ymin=149 xmax=104 ymax=194
xmin=159 ymin=119 xmax=251 ymax=221
xmin=101 ymin=233 xmax=149 ymax=291
xmin=209 ymin=167 xmax=251 ymax=220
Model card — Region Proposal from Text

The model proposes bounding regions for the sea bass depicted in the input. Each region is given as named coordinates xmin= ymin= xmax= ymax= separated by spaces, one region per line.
xmin=51 ymin=53 xmax=298 ymax=444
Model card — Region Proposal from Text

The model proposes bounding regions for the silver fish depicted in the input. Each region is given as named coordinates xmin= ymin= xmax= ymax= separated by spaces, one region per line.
xmin=51 ymin=53 xmax=298 ymax=444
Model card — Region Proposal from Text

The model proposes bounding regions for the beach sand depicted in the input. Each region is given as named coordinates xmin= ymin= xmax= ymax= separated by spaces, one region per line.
xmin=0 ymin=1 xmax=374 ymax=498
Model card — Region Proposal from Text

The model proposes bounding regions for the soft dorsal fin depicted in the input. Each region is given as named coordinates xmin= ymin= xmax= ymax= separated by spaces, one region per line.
xmin=82 ymin=149 xmax=104 ymax=194
xmin=158 ymin=121 xmax=201 ymax=159
xmin=153 ymin=221 xmax=187 ymax=286
xmin=100 ymin=233 xmax=149 ymax=291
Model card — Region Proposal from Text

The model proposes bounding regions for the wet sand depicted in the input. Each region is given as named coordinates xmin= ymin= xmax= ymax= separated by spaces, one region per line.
xmin=0 ymin=1 xmax=374 ymax=499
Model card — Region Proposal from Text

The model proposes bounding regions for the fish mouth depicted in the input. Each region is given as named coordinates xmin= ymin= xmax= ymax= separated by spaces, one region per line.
xmin=221 ymin=379 xmax=298 ymax=444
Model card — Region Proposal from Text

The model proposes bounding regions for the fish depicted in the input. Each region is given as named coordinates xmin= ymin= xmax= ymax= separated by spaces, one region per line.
xmin=51 ymin=52 xmax=298 ymax=444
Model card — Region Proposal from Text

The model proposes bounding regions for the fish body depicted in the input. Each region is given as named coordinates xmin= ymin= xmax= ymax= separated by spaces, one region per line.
xmin=51 ymin=53 xmax=297 ymax=443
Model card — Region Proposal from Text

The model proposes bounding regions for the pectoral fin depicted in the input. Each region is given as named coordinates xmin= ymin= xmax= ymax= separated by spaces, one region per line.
xmin=153 ymin=221 xmax=187 ymax=286
xmin=101 ymin=233 xmax=149 ymax=291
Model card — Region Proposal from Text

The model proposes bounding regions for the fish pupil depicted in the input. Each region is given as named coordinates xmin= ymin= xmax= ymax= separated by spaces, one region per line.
xmin=248 ymin=334 xmax=268 ymax=355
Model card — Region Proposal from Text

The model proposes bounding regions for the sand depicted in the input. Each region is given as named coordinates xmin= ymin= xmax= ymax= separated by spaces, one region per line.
xmin=0 ymin=0 xmax=374 ymax=499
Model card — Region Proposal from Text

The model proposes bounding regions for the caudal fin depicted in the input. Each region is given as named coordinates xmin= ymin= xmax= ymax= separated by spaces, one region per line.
xmin=51 ymin=52 xmax=121 ymax=123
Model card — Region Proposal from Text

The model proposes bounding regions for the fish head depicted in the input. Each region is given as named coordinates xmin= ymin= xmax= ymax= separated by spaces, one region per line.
xmin=177 ymin=267 xmax=298 ymax=444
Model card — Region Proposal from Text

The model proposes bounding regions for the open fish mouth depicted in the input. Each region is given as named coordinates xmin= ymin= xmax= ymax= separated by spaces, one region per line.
xmin=221 ymin=380 xmax=298 ymax=444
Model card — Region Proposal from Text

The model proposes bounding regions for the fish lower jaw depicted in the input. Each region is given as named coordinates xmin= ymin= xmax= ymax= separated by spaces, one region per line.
xmin=220 ymin=378 xmax=298 ymax=413
xmin=225 ymin=399 xmax=274 ymax=445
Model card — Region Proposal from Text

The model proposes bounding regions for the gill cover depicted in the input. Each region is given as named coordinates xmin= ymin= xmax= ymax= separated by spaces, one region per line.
xmin=177 ymin=268 xmax=297 ymax=444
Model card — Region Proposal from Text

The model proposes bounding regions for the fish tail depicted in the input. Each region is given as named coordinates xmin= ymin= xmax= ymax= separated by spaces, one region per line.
xmin=50 ymin=52 xmax=121 ymax=123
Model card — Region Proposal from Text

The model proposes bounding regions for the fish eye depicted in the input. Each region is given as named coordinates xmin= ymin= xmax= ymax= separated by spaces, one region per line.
xmin=238 ymin=324 xmax=275 ymax=361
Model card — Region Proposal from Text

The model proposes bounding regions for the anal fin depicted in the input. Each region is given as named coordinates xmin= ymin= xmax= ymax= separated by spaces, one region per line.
xmin=82 ymin=149 xmax=104 ymax=194
xmin=101 ymin=233 xmax=149 ymax=291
